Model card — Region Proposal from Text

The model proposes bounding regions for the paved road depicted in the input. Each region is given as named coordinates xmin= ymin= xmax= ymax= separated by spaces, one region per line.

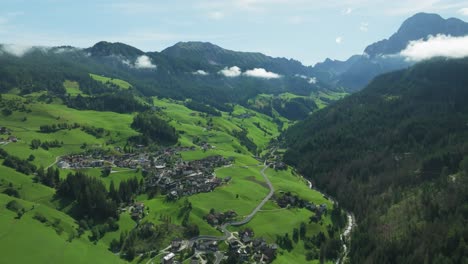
xmin=190 ymin=163 xmax=274 ymax=244
xmin=47 ymin=156 xmax=61 ymax=169
xmin=229 ymin=164 xmax=274 ymax=226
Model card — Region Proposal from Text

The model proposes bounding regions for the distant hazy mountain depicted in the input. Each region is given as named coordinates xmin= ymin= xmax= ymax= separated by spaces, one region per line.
xmin=365 ymin=13 xmax=468 ymax=57
xmin=314 ymin=13 xmax=468 ymax=91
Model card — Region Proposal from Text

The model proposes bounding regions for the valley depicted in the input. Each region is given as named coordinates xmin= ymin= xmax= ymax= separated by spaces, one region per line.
xmin=0 ymin=80 xmax=347 ymax=264
xmin=1 ymin=8 xmax=467 ymax=264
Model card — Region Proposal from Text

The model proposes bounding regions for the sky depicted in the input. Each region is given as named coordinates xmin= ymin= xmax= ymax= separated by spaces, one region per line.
xmin=1 ymin=0 xmax=468 ymax=66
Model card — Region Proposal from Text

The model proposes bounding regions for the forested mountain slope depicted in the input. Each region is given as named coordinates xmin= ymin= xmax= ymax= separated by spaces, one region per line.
xmin=285 ymin=57 xmax=468 ymax=263
xmin=0 ymin=41 xmax=334 ymax=119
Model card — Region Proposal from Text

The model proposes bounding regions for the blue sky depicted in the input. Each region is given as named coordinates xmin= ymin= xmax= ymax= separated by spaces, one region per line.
xmin=1 ymin=0 xmax=468 ymax=65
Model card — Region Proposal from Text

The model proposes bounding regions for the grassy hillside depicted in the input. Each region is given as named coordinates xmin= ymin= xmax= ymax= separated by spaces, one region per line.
xmin=0 ymin=85 xmax=342 ymax=263
xmin=0 ymin=194 xmax=125 ymax=264
xmin=90 ymin=74 xmax=132 ymax=89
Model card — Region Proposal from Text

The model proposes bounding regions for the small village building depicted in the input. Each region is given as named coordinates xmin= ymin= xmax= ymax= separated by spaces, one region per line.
xmin=162 ymin=252 xmax=175 ymax=264
xmin=57 ymin=161 xmax=70 ymax=169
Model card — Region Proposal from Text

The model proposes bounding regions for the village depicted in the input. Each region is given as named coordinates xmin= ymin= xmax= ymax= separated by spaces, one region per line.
xmin=57 ymin=146 xmax=233 ymax=201
xmin=160 ymin=228 xmax=278 ymax=264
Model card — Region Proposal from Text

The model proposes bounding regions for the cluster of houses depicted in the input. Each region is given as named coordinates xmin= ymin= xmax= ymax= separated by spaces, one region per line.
xmin=226 ymin=229 xmax=277 ymax=263
xmin=268 ymin=161 xmax=287 ymax=170
xmin=0 ymin=127 xmax=17 ymax=144
xmin=145 ymin=155 xmax=233 ymax=200
xmin=164 ymin=228 xmax=277 ymax=264
xmin=58 ymin=147 xmax=234 ymax=202
xmin=276 ymin=192 xmax=327 ymax=215
xmin=204 ymin=210 xmax=238 ymax=226
xmin=130 ymin=202 xmax=145 ymax=220
xmin=57 ymin=146 xmax=196 ymax=170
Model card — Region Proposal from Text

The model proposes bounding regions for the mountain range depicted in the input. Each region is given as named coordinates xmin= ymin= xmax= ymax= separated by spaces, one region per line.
xmin=313 ymin=12 xmax=468 ymax=91
xmin=0 ymin=12 xmax=466 ymax=116
xmin=0 ymin=11 xmax=468 ymax=264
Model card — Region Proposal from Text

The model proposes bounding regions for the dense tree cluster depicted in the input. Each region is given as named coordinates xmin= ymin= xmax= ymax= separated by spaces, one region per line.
xmin=39 ymin=123 xmax=80 ymax=133
xmin=65 ymin=92 xmax=149 ymax=114
xmin=285 ymin=57 xmax=468 ymax=263
xmin=108 ymin=178 xmax=141 ymax=204
xmin=30 ymin=139 xmax=63 ymax=150
xmin=36 ymin=167 xmax=60 ymax=188
xmin=184 ymin=100 xmax=221 ymax=116
xmin=2 ymin=154 xmax=37 ymax=175
xmin=130 ymin=111 xmax=178 ymax=145
xmin=273 ymin=97 xmax=318 ymax=120
xmin=232 ymin=129 xmax=257 ymax=154
xmin=81 ymin=125 xmax=109 ymax=138
xmin=249 ymin=96 xmax=318 ymax=120
xmin=57 ymin=172 xmax=118 ymax=221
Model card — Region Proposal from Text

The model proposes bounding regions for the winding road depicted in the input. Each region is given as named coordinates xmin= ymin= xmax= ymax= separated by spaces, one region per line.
xmin=47 ymin=156 xmax=61 ymax=169
xmin=190 ymin=163 xmax=274 ymax=244
xmin=152 ymin=149 xmax=355 ymax=264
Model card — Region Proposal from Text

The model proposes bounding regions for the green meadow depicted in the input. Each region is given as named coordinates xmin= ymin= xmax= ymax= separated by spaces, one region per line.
xmin=0 ymin=194 xmax=124 ymax=264
xmin=64 ymin=80 xmax=86 ymax=96
xmin=0 ymin=85 xmax=339 ymax=263
xmin=90 ymin=73 xmax=132 ymax=89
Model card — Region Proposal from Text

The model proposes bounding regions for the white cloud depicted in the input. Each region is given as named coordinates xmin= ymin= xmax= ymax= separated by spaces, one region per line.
xmin=342 ymin=7 xmax=353 ymax=15
xmin=209 ymin=11 xmax=225 ymax=20
xmin=243 ymin=68 xmax=281 ymax=79
xmin=219 ymin=66 xmax=242 ymax=77
xmin=400 ymin=34 xmax=468 ymax=61
xmin=134 ymin=55 xmax=157 ymax=69
xmin=53 ymin=47 xmax=79 ymax=54
xmin=359 ymin=22 xmax=369 ymax=32
xmin=193 ymin=70 xmax=209 ymax=75
xmin=295 ymin=74 xmax=316 ymax=84
xmin=122 ymin=59 xmax=132 ymax=66
xmin=1 ymin=44 xmax=34 ymax=57
xmin=335 ymin=37 xmax=343 ymax=44
xmin=218 ymin=66 xmax=281 ymax=79
xmin=458 ymin=7 xmax=468 ymax=16
xmin=308 ymin=77 xmax=317 ymax=84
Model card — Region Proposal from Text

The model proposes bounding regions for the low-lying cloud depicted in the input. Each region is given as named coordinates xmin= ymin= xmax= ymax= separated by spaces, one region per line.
xmin=134 ymin=55 xmax=157 ymax=69
xmin=401 ymin=34 xmax=468 ymax=61
xmin=0 ymin=44 xmax=34 ymax=57
xmin=243 ymin=68 xmax=281 ymax=79
xmin=219 ymin=66 xmax=281 ymax=79
xmin=295 ymin=74 xmax=317 ymax=84
xmin=193 ymin=70 xmax=209 ymax=76
xmin=219 ymin=66 xmax=242 ymax=77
